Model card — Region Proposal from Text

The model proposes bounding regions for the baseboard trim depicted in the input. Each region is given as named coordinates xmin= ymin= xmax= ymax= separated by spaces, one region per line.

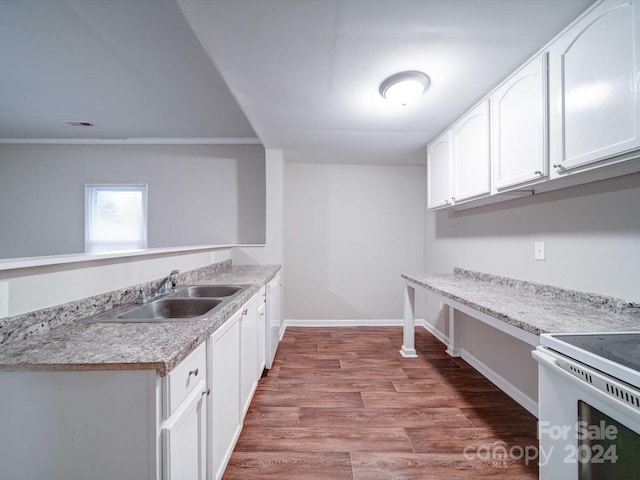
xmin=282 ymin=318 xmax=406 ymax=328
xmin=419 ymin=319 xmax=449 ymax=346
xmin=461 ymin=349 xmax=538 ymax=417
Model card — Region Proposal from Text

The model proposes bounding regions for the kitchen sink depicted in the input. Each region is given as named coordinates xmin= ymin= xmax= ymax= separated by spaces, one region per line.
xmin=117 ymin=298 xmax=222 ymax=321
xmin=79 ymin=284 xmax=251 ymax=323
xmin=174 ymin=285 xmax=247 ymax=298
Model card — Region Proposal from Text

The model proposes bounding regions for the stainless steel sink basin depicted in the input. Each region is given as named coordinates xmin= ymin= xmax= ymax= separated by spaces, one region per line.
xmin=174 ymin=285 xmax=247 ymax=298
xmin=117 ymin=298 xmax=222 ymax=320
xmin=79 ymin=283 xmax=251 ymax=323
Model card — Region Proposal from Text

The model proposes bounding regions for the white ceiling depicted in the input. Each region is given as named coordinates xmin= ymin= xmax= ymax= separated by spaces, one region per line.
xmin=0 ymin=0 xmax=256 ymax=141
xmin=1 ymin=0 xmax=596 ymax=165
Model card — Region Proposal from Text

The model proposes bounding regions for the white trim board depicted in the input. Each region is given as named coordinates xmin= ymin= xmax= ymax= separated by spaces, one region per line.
xmin=282 ymin=319 xmax=406 ymax=328
xmin=0 ymin=137 xmax=262 ymax=145
xmin=461 ymin=349 xmax=538 ymax=417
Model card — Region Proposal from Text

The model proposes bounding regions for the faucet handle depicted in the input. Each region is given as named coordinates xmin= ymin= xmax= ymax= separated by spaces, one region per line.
xmin=136 ymin=289 xmax=148 ymax=304
xmin=169 ymin=269 xmax=180 ymax=291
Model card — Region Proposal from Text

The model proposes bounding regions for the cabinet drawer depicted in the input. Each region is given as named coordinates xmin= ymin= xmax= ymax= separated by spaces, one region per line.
xmin=165 ymin=342 xmax=207 ymax=418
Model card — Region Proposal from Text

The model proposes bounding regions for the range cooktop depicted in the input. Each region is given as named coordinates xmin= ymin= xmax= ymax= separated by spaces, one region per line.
xmin=541 ymin=332 xmax=640 ymax=388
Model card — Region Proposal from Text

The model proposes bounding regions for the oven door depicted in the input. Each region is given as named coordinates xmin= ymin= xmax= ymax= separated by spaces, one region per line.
xmin=534 ymin=347 xmax=640 ymax=479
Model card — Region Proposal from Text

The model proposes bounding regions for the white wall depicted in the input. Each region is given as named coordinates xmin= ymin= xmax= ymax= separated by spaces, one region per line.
xmin=423 ymin=172 xmax=640 ymax=409
xmin=0 ymin=248 xmax=231 ymax=318
xmin=0 ymin=143 xmax=265 ymax=258
xmin=425 ymin=172 xmax=640 ymax=300
xmin=232 ymin=149 xmax=285 ymax=267
xmin=283 ymin=163 xmax=425 ymax=321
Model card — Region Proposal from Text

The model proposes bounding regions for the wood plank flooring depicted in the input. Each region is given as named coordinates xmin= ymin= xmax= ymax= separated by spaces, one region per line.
xmin=223 ymin=327 xmax=539 ymax=479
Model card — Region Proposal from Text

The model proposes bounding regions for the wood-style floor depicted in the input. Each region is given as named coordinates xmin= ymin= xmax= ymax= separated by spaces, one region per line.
xmin=223 ymin=326 xmax=539 ymax=479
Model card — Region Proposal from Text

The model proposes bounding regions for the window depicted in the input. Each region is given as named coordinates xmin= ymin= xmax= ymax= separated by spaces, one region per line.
xmin=84 ymin=184 xmax=148 ymax=253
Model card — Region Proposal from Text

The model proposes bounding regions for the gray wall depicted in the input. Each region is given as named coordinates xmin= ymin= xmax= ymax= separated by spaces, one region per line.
xmin=423 ymin=171 xmax=640 ymax=405
xmin=284 ymin=163 xmax=426 ymax=320
xmin=0 ymin=143 xmax=265 ymax=258
xmin=425 ymin=172 xmax=640 ymax=301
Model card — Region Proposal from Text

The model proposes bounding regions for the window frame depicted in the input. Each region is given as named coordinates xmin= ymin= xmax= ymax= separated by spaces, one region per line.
xmin=84 ymin=183 xmax=148 ymax=254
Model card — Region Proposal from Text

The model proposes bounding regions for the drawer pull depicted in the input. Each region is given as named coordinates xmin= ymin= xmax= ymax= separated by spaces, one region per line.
xmin=202 ymin=388 xmax=211 ymax=397
xmin=188 ymin=368 xmax=199 ymax=378
xmin=242 ymin=309 xmax=248 ymax=316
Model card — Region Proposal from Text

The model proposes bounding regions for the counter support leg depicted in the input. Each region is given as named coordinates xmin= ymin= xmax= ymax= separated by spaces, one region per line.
xmin=400 ymin=283 xmax=418 ymax=358
xmin=446 ymin=306 xmax=462 ymax=357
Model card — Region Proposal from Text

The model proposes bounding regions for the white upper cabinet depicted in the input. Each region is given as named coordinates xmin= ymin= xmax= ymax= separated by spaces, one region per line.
xmin=452 ymin=99 xmax=491 ymax=203
xmin=426 ymin=131 xmax=452 ymax=209
xmin=492 ymin=53 xmax=548 ymax=190
xmin=427 ymin=0 xmax=640 ymax=211
xmin=549 ymin=0 xmax=640 ymax=174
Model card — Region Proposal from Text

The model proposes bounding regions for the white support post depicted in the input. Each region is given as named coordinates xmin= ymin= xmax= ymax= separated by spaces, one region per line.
xmin=446 ymin=306 xmax=462 ymax=357
xmin=400 ymin=282 xmax=418 ymax=358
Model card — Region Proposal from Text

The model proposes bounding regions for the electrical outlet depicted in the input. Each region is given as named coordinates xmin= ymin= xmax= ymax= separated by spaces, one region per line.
xmin=0 ymin=282 xmax=8 ymax=319
xmin=534 ymin=242 xmax=546 ymax=261
xmin=439 ymin=301 xmax=444 ymax=312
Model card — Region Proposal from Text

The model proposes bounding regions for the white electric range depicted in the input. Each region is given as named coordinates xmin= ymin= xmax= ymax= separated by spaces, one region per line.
xmin=534 ymin=332 xmax=640 ymax=479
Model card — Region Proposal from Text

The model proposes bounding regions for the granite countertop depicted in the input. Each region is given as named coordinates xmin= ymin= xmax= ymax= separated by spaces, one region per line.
xmin=0 ymin=265 xmax=280 ymax=376
xmin=402 ymin=269 xmax=640 ymax=336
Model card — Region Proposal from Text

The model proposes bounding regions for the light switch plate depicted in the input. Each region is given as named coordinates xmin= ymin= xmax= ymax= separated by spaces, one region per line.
xmin=0 ymin=282 xmax=8 ymax=319
xmin=534 ymin=242 xmax=546 ymax=261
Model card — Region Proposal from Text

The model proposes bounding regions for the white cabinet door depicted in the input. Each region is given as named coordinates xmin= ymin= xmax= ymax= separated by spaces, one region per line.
xmin=163 ymin=380 xmax=207 ymax=480
xmin=452 ymin=99 xmax=491 ymax=202
xmin=240 ymin=294 xmax=259 ymax=418
xmin=265 ymin=274 xmax=281 ymax=370
xmin=257 ymin=287 xmax=267 ymax=374
xmin=492 ymin=53 xmax=548 ymax=190
xmin=426 ymin=131 xmax=452 ymax=209
xmin=549 ymin=0 xmax=640 ymax=173
xmin=209 ymin=311 xmax=241 ymax=480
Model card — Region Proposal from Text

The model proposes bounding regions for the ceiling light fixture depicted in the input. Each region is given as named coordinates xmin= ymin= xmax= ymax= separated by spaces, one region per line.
xmin=379 ymin=71 xmax=430 ymax=106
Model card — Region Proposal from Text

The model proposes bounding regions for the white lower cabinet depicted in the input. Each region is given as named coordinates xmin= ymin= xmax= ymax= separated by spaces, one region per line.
xmin=0 ymin=341 xmax=208 ymax=480
xmin=209 ymin=290 xmax=265 ymax=480
xmin=257 ymin=286 xmax=267 ymax=374
xmin=0 ymin=290 xmax=269 ymax=480
xmin=162 ymin=342 xmax=208 ymax=480
xmin=208 ymin=308 xmax=242 ymax=480
xmin=162 ymin=379 xmax=208 ymax=480
xmin=240 ymin=293 xmax=260 ymax=417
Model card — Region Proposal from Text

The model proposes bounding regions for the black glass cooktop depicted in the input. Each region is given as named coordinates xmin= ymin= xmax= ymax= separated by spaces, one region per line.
xmin=553 ymin=333 xmax=640 ymax=373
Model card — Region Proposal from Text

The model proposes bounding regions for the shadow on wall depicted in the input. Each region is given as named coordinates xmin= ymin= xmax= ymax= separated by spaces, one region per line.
xmin=434 ymin=172 xmax=640 ymax=238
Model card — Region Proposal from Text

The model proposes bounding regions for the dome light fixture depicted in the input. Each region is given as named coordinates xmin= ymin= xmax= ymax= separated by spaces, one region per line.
xmin=379 ymin=71 xmax=430 ymax=106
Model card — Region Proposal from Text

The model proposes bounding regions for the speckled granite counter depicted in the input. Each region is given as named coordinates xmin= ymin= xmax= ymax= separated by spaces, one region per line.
xmin=0 ymin=264 xmax=280 ymax=376
xmin=402 ymin=268 xmax=640 ymax=336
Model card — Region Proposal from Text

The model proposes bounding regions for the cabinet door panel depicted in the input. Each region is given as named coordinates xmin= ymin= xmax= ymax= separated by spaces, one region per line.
xmin=240 ymin=296 xmax=259 ymax=418
xmin=427 ymin=133 xmax=451 ymax=209
xmin=553 ymin=0 xmax=639 ymax=170
xmin=210 ymin=314 xmax=241 ymax=480
xmin=452 ymin=100 xmax=491 ymax=201
xmin=493 ymin=54 xmax=547 ymax=189
xmin=163 ymin=381 xmax=207 ymax=480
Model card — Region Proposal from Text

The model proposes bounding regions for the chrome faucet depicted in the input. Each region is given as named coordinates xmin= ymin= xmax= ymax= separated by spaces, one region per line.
xmin=152 ymin=269 xmax=180 ymax=297
xmin=135 ymin=270 xmax=180 ymax=304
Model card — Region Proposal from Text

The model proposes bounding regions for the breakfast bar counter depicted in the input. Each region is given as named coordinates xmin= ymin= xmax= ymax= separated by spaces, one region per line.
xmin=400 ymin=268 xmax=640 ymax=358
